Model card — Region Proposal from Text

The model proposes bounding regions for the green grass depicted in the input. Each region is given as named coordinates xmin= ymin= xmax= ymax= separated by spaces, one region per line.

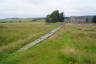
xmin=0 ymin=22 xmax=61 ymax=46
xmin=0 ymin=18 xmax=45 ymax=23
xmin=0 ymin=18 xmax=33 ymax=23
xmin=0 ymin=22 xmax=62 ymax=62
xmin=0 ymin=24 xmax=96 ymax=64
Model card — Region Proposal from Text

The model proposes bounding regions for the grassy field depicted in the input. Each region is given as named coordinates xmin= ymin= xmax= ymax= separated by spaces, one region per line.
xmin=0 ymin=18 xmax=45 ymax=23
xmin=0 ymin=18 xmax=33 ymax=23
xmin=0 ymin=22 xmax=62 ymax=62
xmin=0 ymin=24 xmax=96 ymax=64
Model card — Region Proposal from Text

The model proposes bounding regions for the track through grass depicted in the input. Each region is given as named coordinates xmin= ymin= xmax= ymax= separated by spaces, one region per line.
xmin=0 ymin=24 xmax=96 ymax=64
xmin=0 ymin=22 xmax=62 ymax=62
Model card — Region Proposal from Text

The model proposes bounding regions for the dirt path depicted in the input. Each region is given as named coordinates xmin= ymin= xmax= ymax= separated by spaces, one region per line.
xmin=17 ymin=24 xmax=64 ymax=52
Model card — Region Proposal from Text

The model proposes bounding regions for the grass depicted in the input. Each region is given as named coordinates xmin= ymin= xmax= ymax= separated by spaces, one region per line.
xmin=0 ymin=18 xmax=33 ymax=23
xmin=0 ymin=21 xmax=62 ymax=62
xmin=0 ymin=24 xmax=96 ymax=64
xmin=0 ymin=22 xmax=60 ymax=46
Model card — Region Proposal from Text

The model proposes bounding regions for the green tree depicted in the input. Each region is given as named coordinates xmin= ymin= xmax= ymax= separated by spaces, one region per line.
xmin=59 ymin=12 xmax=64 ymax=22
xmin=50 ymin=10 xmax=60 ymax=22
xmin=46 ymin=10 xmax=64 ymax=23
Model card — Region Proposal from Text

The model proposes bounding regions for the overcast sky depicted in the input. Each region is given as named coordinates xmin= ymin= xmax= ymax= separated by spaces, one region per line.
xmin=0 ymin=0 xmax=96 ymax=18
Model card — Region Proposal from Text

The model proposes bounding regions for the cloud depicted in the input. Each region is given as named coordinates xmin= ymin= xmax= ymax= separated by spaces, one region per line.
xmin=0 ymin=0 xmax=96 ymax=18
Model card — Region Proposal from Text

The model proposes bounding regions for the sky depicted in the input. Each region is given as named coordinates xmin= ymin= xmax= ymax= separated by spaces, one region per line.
xmin=0 ymin=0 xmax=96 ymax=19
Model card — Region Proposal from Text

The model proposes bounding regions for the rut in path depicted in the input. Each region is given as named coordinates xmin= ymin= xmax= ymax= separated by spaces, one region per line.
xmin=17 ymin=24 xmax=64 ymax=52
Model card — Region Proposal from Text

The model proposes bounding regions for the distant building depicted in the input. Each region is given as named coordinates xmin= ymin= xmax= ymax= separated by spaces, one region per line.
xmin=69 ymin=16 xmax=93 ymax=23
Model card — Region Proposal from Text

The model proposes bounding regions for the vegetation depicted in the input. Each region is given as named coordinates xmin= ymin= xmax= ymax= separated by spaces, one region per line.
xmin=0 ymin=18 xmax=33 ymax=23
xmin=0 ymin=18 xmax=45 ymax=23
xmin=0 ymin=24 xmax=96 ymax=64
xmin=0 ymin=21 xmax=62 ymax=62
xmin=46 ymin=10 xmax=64 ymax=23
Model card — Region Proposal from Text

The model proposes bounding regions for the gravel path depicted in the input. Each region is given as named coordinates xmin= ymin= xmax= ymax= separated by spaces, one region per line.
xmin=17 ymin=24 xmax=64 ymax=52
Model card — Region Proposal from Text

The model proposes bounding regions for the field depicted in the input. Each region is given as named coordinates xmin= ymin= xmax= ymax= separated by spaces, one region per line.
xmin=0 ymin=23 xmax=96 ymax=64
xmin=0 ymin=18 xmax=45 ymax=23
xmin=0 ymin=18 xmax=33 ymax=23
xmin=0 ymin=22 xmax=62 ymax=62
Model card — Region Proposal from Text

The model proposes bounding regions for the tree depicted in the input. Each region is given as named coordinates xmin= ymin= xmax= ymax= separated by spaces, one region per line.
xmin=46 ymin=10 xmax=64 ymax=23
xmin=59 ymin=12 xmax=64 ymax=22
xmin=92 ymin=16 xmax=96 ymax=23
